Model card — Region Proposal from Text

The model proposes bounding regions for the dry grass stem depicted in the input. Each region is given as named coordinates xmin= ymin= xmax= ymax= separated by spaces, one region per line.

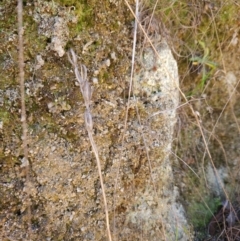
xmin=17 ymin=0 xmax=31 ymax=237
xmin=68 ymin=49 xmax=112 ymax=241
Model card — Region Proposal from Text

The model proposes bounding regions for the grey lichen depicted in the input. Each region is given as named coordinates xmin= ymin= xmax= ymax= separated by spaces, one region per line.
xmin=126 ymin=38 xmax=191 ymax=241
xmin=33 ymin=1 xmax=77 ymax=57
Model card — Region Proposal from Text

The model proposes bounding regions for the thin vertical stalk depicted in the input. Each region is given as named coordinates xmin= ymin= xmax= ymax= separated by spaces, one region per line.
xmin=17 ymin=0 xmax=31 ymax=236
xmin=68 ymin=49 xmax=112 ymax=241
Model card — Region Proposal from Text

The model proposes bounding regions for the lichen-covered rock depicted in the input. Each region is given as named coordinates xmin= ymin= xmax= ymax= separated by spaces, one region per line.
xmin=123 ymin=40 xmax=191 ymax=241
xmin=33 ymin=1 xmax=74 ymax=57
xmin=0 ymin=1 xmax=193 ymax=240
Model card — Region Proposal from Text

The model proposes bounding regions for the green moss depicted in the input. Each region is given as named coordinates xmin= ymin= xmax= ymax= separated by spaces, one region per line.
xmin=24 ymin=17 xmax=47 ymax=55
xmin=188 ymin=196 xmax=221 ymax=238
xmin=218 ymin=3 xmax=236 ymax=24
xmin=56 ymin=0 xmax=93 ymax=32
xmin=0 ymin=110 xmax=10 ymax=125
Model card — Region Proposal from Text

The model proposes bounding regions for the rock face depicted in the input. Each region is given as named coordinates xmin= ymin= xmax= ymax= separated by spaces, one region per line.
xmin=33 ymin=1 xmax=74 ymax=57
xmin=123 ymin=40 xmax=190 ymax=240
xmin=5 ymin=41 xmax=190 ymax=241
xmin=0 ymin=1 xmax=192 ymax=240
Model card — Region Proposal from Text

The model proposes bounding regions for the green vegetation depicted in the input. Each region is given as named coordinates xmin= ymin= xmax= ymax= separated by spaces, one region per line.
xmin=188 ymin=196 xmax=221 ymax=238
xmin=0 ymin=110 xmax=10 ymax=125
xmin=190 ymin=41 xmax=218 ymax=91
xmin=56 ymin=0 xmax=93 ymax=31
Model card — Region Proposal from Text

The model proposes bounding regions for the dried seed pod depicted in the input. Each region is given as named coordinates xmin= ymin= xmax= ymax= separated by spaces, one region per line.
xmin=68 ymin=48 xmax=77 ymax=66
xmin=84 ymin=109 xmax=93 ymax=132
xmin=80 ymin=64 xmax=87 ymax=83
xmin=75 ymin=67 xmax=83 ymax=87
xmin=83 ymin=81 xmax=92 ymax=108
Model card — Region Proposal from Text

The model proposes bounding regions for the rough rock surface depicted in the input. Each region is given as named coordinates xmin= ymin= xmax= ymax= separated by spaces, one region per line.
xmin=125 ymin=40 xmax=190 ymax=240
xmin=0 ymin=0 xmax=193 ymax=240
xmin=23 ymin=40 xmax=191 ymax=240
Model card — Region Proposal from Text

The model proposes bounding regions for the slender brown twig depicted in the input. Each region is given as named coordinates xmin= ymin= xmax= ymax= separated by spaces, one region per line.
xmin=17 ymin=0 xmax=31 ymax=237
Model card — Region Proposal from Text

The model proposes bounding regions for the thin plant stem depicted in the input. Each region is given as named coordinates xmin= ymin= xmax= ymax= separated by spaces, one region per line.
xmin=68 ymin=49 xmax=112 ymax=241
xmin=17 ymin=0 xmax=31 ymax=237
xmin=122 ymin=0 xmax=139 ymax=139
xmin=85 ymin=114 xmax=112 ymax=241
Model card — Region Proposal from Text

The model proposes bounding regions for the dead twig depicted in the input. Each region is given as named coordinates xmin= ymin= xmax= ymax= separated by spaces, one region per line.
xmin=17 ymin=0 xmax=31 ymax=237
